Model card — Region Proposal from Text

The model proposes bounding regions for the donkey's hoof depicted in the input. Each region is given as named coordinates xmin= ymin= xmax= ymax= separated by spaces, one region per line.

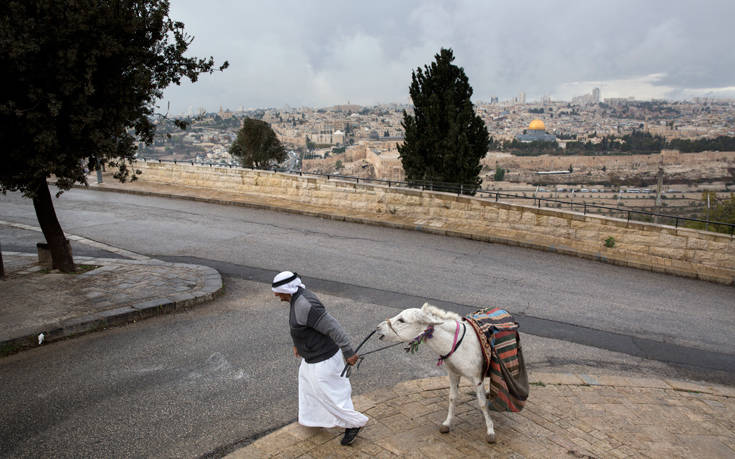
xmin=439 ymin=425 xmax=450 ymax=434
xmin=486 ymin=432 xmax=496 ymax=443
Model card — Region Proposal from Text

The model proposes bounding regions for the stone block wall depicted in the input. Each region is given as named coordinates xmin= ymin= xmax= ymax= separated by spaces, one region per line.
xmin=134 ymin=161 xmax=735 ymax=285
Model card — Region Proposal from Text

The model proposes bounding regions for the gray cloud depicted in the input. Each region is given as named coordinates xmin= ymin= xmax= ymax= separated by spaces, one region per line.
xmin=162 ymin=0 xmax=735 ymax=113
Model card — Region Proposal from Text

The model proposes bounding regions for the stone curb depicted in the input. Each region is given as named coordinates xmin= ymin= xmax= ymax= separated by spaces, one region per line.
xmin=71 ymin=182 xmax=735 ymax=286
xmin=0 ymin=254 xmax=224 ymax=356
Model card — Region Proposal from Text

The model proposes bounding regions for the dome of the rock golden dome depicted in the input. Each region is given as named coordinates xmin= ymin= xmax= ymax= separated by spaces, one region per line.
xmin=528 ymin=119 xmax=545 ymax=130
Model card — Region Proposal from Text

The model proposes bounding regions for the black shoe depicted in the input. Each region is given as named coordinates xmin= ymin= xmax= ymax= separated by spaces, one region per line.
xmin=341 ymin=427 xmax=361 ymax=446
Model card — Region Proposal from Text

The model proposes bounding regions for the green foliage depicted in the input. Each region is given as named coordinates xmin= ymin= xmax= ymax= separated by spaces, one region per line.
xmin=305 ymin=136 xmax=316 ymax=151
xmin=685 ymin=193 xmax=735 ymax=234
xmin=493 ymin=166 xmax=506 ymax=181
xmin=335 ymin=160 xmax=343 ymax=170
xmin=618 ymin=131 xmax=666 ymax=154
xmin=492 ymin=131 xmax=735 ymax=157
xmin=502 ymin=139 xmax=561 ymax=155
xmin=398 ymin=48 xmax=488 ymax=193
xmin=208 ymin=115 xmax=240 ymax=129
xmin=229 ymin=118 xmax=286 ymax=169
xmin=0 ymin=0 xmax=227 ymax=195
xmin=0 ymin=342 xmax=22 ymax=358
xmin=604 ymin=236 xmax=616 ymax=248
xmin=668 ymin=136 xmax=735 ymax=153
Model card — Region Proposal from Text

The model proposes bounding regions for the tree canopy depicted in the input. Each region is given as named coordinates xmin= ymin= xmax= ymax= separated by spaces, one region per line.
xmin=491 ymin=132 xmax=735 ymax=157
xmin=686 ymin=193 xmax=735 ymax=235
xmin=229 ymin=118 xmax=286 ymax=169
xmin=398 ymin=48 xmax=488 ymax=193
xmin=0 ymin=0 xmax=227 ymax=271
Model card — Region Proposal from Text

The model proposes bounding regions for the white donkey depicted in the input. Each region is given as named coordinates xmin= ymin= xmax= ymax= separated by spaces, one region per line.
xmin=375 ymin=303 xmax=496 ymax=443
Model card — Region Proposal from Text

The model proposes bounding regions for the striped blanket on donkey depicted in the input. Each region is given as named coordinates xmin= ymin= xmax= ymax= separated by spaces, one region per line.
xmin=465 ymin=308 xmax=529 ymax=412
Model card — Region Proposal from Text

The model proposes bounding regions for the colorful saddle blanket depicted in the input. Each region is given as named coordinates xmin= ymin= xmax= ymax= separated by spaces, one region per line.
xmin=465 ymin=307 xmax=528 ymax=412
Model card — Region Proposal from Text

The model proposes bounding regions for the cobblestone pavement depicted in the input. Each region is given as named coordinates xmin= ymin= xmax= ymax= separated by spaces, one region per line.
xmin=0 ymin=251 xmax=222 ymax=354
xmin=228 ymin=372 xmax=735 ymax=459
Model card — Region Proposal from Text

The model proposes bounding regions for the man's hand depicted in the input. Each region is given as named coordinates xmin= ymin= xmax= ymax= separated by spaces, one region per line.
xmin=346 ymin=354 xmax=359 ymax=366
xmin=293 ymin=346 xmax=300 ymax=358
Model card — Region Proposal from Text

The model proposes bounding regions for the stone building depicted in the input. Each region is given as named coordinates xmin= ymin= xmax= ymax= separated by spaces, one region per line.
xmin=515 ymin=119 xmax=557 ymax=142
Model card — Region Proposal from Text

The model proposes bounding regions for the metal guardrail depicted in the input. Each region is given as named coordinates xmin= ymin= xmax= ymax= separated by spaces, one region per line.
xmin=477 ymin=191 xmax=734 ymax=236
xmin=138 ymin=157 xmax=735 ymax=237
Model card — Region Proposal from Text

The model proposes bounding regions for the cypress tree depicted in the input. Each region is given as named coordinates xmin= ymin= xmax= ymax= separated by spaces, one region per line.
xmin=398 ymin=48 xmax=488 ymax=193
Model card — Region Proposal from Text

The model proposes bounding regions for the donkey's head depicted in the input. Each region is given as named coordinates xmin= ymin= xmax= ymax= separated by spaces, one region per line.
xmin=376 ymin=303 xmax=461 ymax=343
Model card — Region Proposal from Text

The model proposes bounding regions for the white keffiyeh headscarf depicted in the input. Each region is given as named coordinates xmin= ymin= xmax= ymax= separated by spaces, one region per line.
xmin=272 ymin=271 xmax=305 ymax=294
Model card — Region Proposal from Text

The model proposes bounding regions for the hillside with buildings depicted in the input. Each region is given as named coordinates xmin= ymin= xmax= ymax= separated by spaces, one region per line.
xmin=136 ymin=98 xmax=735 ymax=205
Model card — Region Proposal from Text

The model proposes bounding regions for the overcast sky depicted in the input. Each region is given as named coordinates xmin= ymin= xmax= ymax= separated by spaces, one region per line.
xmin=161 ymin=0 xmax=735 ymax=113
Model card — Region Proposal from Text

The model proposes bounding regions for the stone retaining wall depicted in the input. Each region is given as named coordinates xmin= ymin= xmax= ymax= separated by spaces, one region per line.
xmin=134 ymin=161 xmax=735 ymax=285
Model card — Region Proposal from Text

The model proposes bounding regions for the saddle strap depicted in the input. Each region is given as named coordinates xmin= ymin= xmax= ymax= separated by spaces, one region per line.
xmin=496 ymin=332 xmax=529 ymax=401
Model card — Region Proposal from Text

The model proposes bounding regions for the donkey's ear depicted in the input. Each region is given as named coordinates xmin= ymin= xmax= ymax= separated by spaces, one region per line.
xmin=417 ymin=309 xmax=444 ymax=325
xmin=420 ymin=302 xmax=445 ymax=324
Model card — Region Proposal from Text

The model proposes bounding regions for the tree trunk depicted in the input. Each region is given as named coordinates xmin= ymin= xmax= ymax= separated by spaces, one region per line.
xmin=32 ymin=180 xmax=75 ymax=272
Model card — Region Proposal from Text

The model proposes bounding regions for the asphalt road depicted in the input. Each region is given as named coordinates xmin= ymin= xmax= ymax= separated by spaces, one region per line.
xmin=1 ymin=188 xmax=734 ymax=458
xmin=2 ymin=189 xmax=732 ymax=356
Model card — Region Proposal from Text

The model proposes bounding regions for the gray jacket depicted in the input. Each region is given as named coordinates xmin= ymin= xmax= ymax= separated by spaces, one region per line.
xmin=289 ymin=288 xmax=355 ymax=363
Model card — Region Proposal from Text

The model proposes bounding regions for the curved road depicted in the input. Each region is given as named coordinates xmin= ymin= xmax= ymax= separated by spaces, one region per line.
xmin=2 ymin=189 xmax=732 ymax=356
xmin=0 ymin=189 xmax=733 ymax=457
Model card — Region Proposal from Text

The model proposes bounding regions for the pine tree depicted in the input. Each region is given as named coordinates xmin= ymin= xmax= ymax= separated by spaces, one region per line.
xmin=229 ymin=118 xmax=286 ymax=169
xmin=0 ymin=0 xmax=227 ymax=272
xmin=398 ymin=48 xmax=488 ymax=194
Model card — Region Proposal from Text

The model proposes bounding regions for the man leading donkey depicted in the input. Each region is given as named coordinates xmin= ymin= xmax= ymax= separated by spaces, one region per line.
xmin=272 ymin=271 xmax=368 ymax=446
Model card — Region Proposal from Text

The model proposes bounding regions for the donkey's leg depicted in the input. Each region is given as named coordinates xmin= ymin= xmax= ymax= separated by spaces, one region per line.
xmin=440 ymin=370 xmax=460 ymax=433
xmin=473 ymin=378 xmax=496 ymax=443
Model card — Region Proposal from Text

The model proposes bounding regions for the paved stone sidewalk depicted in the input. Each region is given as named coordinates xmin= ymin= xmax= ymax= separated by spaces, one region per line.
xmin=228 ymin=372 xmax=735 ymax=458
xmin=1 ymin=252 xmax=222 ymax=354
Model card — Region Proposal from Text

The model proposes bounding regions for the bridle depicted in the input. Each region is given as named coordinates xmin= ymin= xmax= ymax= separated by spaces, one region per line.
xmin=386 ymin=317 xmax=467 ymax=364
xmin=341 ymin=317 xmax=467 ymax=378
xmin=386 ymin=318 xmax=401 ymax=337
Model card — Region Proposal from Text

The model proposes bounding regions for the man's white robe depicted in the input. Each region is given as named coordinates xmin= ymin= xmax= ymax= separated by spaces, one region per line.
xmin=297 ymin=351 xmax=368 ymax=428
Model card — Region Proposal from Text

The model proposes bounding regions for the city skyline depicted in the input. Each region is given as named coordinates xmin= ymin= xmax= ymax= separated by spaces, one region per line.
xmin=162 ymin=0 xmax=735 ymax=113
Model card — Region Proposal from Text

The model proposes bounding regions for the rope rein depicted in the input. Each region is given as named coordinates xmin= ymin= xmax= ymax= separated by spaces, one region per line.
xmin=342 ymin=318 xmax=467 ymax=378
xmin=340 ymin=329 xmax=375 ymax=378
